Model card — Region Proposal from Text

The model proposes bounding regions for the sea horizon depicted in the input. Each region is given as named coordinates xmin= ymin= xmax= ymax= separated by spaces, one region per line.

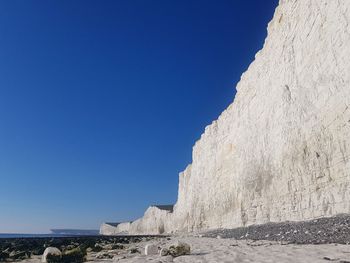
xmin=0 ymin=233 xmax=63 ymax=238
xmin=0 ymin=233 xmax=101 ymax=239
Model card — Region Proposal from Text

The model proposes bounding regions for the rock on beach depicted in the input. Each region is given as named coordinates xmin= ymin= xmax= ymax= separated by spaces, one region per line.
xmin=41 ymin=247 xmax=61 ymax=263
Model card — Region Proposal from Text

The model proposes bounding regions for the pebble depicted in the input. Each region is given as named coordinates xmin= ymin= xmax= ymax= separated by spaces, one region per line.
xmin=202 ymin=214 xmax=350 ymax=244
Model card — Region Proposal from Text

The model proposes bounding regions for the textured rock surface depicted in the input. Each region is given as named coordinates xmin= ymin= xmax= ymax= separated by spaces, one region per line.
xmin=102 ymin=0 xmax=350 ymax=234
xmin=171 ymin=0 xmax=350 ymax=232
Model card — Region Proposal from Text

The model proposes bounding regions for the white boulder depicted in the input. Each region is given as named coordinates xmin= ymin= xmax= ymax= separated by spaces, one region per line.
xmin=41 ymin=247 xmax=61 ymax=263
xmin=145 ymin=244 xmax=158 ymax=256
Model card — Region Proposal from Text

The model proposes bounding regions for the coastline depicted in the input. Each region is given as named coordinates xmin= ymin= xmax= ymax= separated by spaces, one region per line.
xmin=1 ymin=215 xmax=350 ymax=262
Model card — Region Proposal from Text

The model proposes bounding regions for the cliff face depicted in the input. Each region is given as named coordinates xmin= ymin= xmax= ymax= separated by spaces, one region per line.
xmin=99 ymin=223 xmax=119 ymax=235
xmin=129 ymin=207 xmax=173 ymax=234
xmin=172 ymin=0 xmax=350 ymax=231
xmin=100 ymin=207 xmax=173 ymax=235
xmin=101 ymin=0 xmax=350 ymax=235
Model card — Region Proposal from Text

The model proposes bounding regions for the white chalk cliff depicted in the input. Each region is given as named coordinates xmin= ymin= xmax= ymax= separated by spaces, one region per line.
xmin=101 ymin=0 xmax=350 ymax=235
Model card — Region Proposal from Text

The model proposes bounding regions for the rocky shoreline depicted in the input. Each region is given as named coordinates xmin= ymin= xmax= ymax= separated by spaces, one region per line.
xmin=2 ymin=215 xmax=350 ymax=262
xmin=0 ymin=235 xmax=162 ymax=262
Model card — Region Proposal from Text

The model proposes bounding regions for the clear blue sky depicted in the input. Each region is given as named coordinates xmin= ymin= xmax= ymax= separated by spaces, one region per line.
xmin=0 ymin=0 xmax=278 ymax=233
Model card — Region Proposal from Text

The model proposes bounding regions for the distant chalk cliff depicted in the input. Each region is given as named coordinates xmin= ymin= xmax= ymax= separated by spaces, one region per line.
xmin=101 ymin=0 xmax=350 ymax=235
